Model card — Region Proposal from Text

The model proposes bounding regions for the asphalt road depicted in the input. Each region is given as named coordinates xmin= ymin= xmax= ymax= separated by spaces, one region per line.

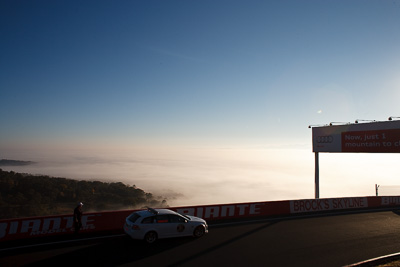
xmin=2 ymin=210 xmax=400 ymax=267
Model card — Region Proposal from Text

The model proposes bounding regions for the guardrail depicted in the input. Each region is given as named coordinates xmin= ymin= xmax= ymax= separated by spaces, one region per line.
xmin=1 ymin=196 xmax=399 ymax=242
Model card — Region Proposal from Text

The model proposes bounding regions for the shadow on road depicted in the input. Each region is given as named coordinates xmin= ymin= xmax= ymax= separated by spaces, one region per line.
xmin=23 ymin=235 xmax=196 ymax=266
xmin=169 ymin=220 xmax=280 ymax=266
xmin=391 ymin=209 xmax=400 ymax=217
xmin=20 ymin=220 xmax=280 ymax=266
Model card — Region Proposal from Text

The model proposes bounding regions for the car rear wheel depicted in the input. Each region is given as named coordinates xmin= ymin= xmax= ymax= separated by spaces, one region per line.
xmin=144 ymin=231 xmax=157 ymax=244
xmin=193 ymin=226 xmax=205 ymax=238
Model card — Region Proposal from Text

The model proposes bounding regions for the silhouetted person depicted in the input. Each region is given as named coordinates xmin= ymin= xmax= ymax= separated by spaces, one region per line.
xmin=73 ymin=202 xmax=83 ymax=234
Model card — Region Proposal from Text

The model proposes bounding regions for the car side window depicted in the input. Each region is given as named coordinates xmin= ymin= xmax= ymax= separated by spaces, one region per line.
xmin=156 ymin=215 xmax=169 ymax=223
xmin=169 ymin=215 xmax=186 ymax=223
xmin=128 ymin=213 xmax=141 ymax=223
xmin=141 ymin=216 xmax=155 ymax=224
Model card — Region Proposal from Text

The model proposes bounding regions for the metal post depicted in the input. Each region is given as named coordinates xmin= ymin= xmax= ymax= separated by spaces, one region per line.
xmin=315 ymin=152 xmax=319 ymax=199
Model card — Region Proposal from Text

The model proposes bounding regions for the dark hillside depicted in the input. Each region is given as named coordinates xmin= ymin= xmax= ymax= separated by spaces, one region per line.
xmin=0 ymin=169 xmax=168 ymax=219
xmin=0 ymin=159 xmax=36 ymax=166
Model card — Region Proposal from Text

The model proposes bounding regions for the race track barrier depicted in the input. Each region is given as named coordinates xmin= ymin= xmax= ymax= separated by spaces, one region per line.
xmin=1 ymin=196 xmax=399 ymax=242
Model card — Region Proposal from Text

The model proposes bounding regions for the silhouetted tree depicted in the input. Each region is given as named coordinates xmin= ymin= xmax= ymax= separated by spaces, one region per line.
xmin=0 ymin=169 xmax=168 ymax=219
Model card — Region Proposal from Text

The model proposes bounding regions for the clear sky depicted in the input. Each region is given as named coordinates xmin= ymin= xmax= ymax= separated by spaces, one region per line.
xmin=1 ymin=1 xmax=400 ymax=204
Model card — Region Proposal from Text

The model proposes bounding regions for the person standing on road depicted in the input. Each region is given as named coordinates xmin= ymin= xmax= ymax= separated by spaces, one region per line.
xmin=73 ymin=202 xmax=83 ymax=234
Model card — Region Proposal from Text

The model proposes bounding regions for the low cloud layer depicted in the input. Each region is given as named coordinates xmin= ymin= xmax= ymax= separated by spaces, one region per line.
xmin=2 ymin=146 xmax=399 ymax=206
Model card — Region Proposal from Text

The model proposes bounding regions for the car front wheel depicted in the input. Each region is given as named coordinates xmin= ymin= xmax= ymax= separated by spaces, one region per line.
xmin=193 ymin=226 xmax=205 ymax=238
xmin=144 ymin=231 xmax=157 ymax=244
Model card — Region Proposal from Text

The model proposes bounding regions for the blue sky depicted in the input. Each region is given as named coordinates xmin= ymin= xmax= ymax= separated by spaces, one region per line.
xmin=1 ymin=1 xmax=400 ymax=202
xmin=2 ymin=0 xmax=399 ymax=150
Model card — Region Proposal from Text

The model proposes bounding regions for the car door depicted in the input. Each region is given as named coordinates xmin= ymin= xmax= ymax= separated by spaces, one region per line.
xmin=168 ymin=214 xmax=191 ymax=237
xmin=140 ymin=215 xmax=156 ymax=236
xmin=154 ymin=215 xmax=175 ymax=238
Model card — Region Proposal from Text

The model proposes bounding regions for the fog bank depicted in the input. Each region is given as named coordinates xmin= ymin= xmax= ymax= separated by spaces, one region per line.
xmin=2 ymin=146 xmax=399 ymax=206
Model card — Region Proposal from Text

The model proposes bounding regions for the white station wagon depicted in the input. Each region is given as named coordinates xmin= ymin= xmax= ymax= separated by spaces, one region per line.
xmin=124 ymin=208 xmax=208 ymax=244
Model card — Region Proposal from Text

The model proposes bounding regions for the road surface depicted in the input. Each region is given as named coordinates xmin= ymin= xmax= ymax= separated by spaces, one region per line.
xmin=1 ymin=210 xmax=400 ymax=266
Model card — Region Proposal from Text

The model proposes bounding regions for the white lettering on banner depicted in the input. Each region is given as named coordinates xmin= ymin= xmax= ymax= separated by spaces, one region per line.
xmin=237 ymin=204 xmax=249 ymax=215
xmin=250 ymin=204 xmax=261 ymax=214
xmin=10 ymin=221 xmax=18 ymax=234
xmin=381 ymin=197 xmax=400 ymax=205
xmin=0 ymin=223 xmax=6 ymax=239
xmin=221 ymin=205 xmax=235 ymax=217
xmin=197 ymin=208 xmax=204 ymax=218
xmin=290 ymin=198 xmax=368 ymax=213
xmin=30 ymin=228 xmax=68 ymax=236
xmin=205 ymin=207 xmax=220 ymax=218
xmin=42 ymin=218 xmax=61 ymax=231
xmin=21 ymin=220 xmax=41 ymax=233
xmin=63 ymin=216 xmax=74 ymax=228
xmin=82 ymin=214 xmax=95 ymax=226
xmin=176 ymin=203 xmax=263 ymax=219
xmin=0 ymin=215 xmax=97 ymax=239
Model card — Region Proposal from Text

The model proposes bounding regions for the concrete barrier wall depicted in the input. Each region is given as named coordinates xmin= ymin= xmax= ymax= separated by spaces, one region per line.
xmin=1 ymin=196 xmax=399 ymax=242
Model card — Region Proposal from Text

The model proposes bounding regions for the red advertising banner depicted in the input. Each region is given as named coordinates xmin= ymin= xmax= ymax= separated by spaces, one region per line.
xmin=1 ymin=197 xmax=399 ymax=242
xmin=0 ymin=210 xmax=133 ymax=242
xmin=342 ymin=129 xmax=400 ymax=153
xmin=171 ymin=200 xmax=289 ymax=220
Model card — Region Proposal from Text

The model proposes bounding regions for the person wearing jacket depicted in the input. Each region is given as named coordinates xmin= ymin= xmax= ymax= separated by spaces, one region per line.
xmin=73 ymin=202 xmax=83 ymax=234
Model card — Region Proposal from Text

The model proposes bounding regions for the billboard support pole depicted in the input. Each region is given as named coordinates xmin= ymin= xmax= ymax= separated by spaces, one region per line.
xmin=315 ymin=152 xmax=319 ymax=199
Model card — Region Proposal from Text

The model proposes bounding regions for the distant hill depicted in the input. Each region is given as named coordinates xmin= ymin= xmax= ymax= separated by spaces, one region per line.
xmin=0 ymin=169 xmax=168 ymax=219
xmin=0 ymin=159 xmax=36 ymax=166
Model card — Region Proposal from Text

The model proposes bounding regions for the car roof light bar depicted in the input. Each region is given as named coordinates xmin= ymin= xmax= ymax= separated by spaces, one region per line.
xmin=147 ymin=207 xmax=159 ymax=214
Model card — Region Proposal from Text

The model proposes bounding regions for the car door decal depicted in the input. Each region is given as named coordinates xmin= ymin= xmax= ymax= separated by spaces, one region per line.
xmin=177 ymin=224 xmax=185 ymax=232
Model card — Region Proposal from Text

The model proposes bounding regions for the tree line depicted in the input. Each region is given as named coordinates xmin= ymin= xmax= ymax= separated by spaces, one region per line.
xmin=0 ymin=169 xmax=168 ymax=219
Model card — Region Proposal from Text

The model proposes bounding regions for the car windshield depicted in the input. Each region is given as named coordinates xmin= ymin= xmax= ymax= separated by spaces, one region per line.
xmin=180 ymin=214 xmax=191 ymax=220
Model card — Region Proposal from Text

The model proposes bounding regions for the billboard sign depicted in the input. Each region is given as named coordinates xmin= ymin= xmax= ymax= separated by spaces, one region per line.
xmin=312 ymin=120 xmax=400 ymax=153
